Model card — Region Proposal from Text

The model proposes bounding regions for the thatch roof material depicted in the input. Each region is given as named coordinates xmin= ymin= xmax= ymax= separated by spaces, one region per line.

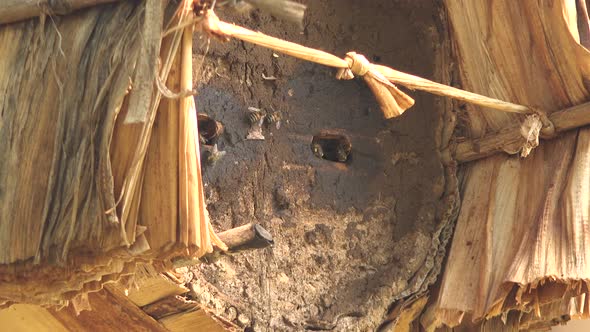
xmin=424 ymin=0 xmax=590 ymax=329
xmin=0 ymin=0 xmax=225 ymax=307
xmin=0 ymin=265 xmax=233 ymax=331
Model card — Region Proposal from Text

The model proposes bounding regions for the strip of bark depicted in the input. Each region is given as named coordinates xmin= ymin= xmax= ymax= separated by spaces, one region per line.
xmin=0 ymin=0 xmax=121 ymax=25
xmin=455 ymin=101 xmax=590 ymax=163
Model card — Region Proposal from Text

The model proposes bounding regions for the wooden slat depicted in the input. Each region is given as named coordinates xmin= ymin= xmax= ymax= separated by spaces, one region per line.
xmin=50 ymin=289 xmax=168 ymax=332
xmin=112 ymin=276 xmax=189 ymax=307
xmin=160 ymin=310 xmax=227 ymax=332
xmin=0 ymin=305 xmax=69 ymax=332
xmin=142 ymin=295 xmax=198 ymax=320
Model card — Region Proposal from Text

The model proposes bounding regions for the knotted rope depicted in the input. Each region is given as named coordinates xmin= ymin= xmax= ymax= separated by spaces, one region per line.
xmin=196 ymin=10 xmax=414 ymax=118
xmin=336 ymin=52 xmax=415 ymax=118
xmin=194 ymin=10 xmax=553 ymax=123
xmin=188 ymin=10 xmax=572 ymax=161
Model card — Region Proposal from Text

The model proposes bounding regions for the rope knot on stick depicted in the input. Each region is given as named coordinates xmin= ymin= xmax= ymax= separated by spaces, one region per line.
xmin=337 ymin=52 xmax=371 ymax=79
xmin=529 ymin=107 xmax=556 ymax=138
xmin=196 ymin=11 xmax=416 ymax=118
xmin=335 ymin=52 xmax=415 ymax=118
xmin=513 ymin=114 xmax=543 ymax=157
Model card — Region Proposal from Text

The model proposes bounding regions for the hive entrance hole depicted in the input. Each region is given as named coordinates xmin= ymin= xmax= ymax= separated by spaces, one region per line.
xmin=197 ymin=113 xmax=223 ymax=145
xmin=310 ymin=131 xmax=352 ymax=163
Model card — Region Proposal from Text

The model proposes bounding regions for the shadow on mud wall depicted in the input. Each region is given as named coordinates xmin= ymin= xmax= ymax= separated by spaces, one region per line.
xmin=192 ymin=0 xmax=444 ymax=330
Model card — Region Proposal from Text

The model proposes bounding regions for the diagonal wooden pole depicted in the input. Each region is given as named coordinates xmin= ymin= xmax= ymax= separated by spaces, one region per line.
xmin=199 ymin=11 xmax=536 ymax=117
xmin=0 ymin=0 xmax=120 ymax=24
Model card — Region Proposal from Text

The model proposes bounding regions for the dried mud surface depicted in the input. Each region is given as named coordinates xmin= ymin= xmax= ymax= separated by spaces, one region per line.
xmin=191 ymin=1 xmax=447 ymax=330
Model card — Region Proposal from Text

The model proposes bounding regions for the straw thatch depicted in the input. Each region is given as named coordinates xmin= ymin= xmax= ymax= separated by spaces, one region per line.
xmin=0 ymin=0 xmax=225 ymax=307
xmin=2 ymin=1 xmax=590 ymax=331
xmin=419 ymin=0 xmax=590 ymax=330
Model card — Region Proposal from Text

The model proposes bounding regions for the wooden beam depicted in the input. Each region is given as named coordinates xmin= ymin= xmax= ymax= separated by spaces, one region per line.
xmin=109 ymin=276 xmax=189 ymax=307
xmin=142 ymin=295 xmax=198 ymax=320
xmin=159 ymin=309 xmax=228 ymax=332
xmin=454 ymin=101 xmax=590 ymax=163
xmin=0 ymin=0 xmax=121 ymax=25
xmin=49 ymin=289 xmax=168 ymax=332
xmin=141 ymin=294 xmax=240 ymax=330
xmin=0 ymin=304 xmax=69 ymax=332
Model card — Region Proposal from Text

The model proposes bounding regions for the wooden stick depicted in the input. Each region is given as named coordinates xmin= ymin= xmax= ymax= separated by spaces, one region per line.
xmin=454 ymin=129 xmax=529 ymax=163
xmin=551 ymin=100 xmax=590 ymax=131
xmin=171 ymin=223 xmax=273 ymax=267
xmin=142 ymin=295 xmax=199 ymax=320
xmin=455 ymin=101 xmax=590 ymax=163
xmin=209 ymin=17 xmax=414 ymax=118
xmin=216 ymin=223 xmax=274 ymax=252
xmin=205 ymin=13 xmax=534 ymax=116
xmin=244 ymin=0 xmax=306 ymax=26
xmin=2 ymin=3 xmax=537 ymax=117
xmin=177 ymin=1 xmax=227 ymax=256
xmin=50 ymin=288 xmax=169 ymax=332
xmin=374 ymin=65 xmax=533 ymax=115
xmin=213 ymin=19 xmax=348 ymax=68
xmin=178 ymin=5 xmax=194 ymax=250
xmin=2 ymin=3 xmax=535 ymax=118
xmin=0 ymin=0 xmax=120 ymax=25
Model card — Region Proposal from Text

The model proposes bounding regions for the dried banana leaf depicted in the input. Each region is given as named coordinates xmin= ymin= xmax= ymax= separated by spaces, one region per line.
xmin=429 ymin=0 xmax=590 ymax=329
xmin=0 ymin=0 xmax=223 ymax=306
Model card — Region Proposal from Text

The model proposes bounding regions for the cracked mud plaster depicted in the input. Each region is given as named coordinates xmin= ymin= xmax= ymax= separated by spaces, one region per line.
xmin=189 ymin=1 xmax=451 ymax=330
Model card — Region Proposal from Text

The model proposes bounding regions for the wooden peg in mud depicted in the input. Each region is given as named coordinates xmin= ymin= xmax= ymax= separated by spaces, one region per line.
xmin=217 ymin=223 xmax=274 ymax=252
xmin=172 ymin=223 xmax=273 ymax=267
